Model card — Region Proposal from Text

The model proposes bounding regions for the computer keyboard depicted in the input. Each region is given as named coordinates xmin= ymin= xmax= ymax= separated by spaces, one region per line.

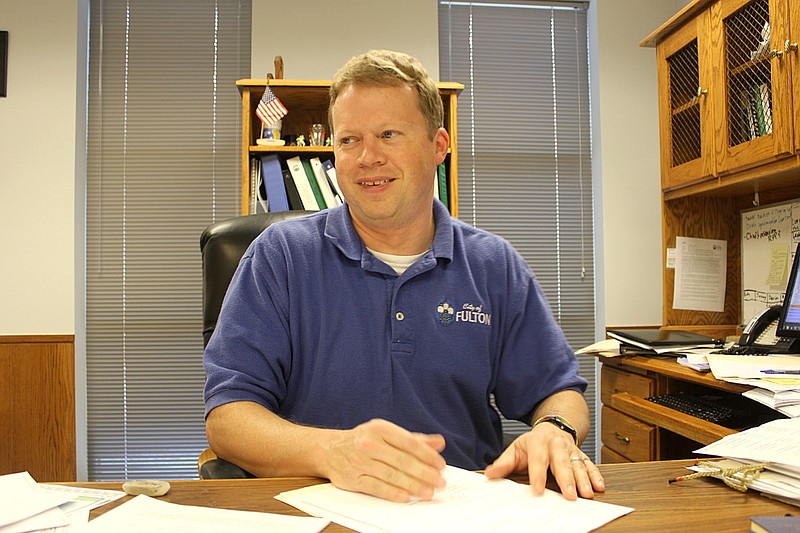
xmin=644 ymin=392 xmax=751 ymax=428
xmin=710 ymin=345 xmax=774 ymax=355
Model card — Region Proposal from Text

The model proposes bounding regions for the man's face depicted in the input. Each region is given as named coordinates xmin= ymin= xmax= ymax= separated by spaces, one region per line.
xmin=331 ymin=83 xmax=448 ymax=236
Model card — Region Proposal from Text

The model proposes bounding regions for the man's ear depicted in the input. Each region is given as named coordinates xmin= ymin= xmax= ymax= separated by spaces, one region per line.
xmin=434 ymin=127 xmax=450 ymax=165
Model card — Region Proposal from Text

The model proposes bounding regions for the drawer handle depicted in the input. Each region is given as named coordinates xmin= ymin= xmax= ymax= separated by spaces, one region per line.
xmin=614 ymin=432 xmax=631 ymax=444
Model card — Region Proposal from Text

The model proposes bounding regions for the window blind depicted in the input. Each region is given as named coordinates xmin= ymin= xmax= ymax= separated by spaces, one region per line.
xmin=439 ymin=0 xmax=597 ymax=455
xmin=85 ymin=0 xmax=250 ymax=480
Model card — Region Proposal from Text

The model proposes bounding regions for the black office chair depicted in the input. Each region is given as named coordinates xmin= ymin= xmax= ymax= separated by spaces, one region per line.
xmin=198 ymin=210 xmax=315 ymax=479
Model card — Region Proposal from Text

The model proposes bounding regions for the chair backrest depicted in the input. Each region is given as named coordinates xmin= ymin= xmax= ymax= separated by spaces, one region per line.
xmin=200 ymin=211 xmax=315 ymax=347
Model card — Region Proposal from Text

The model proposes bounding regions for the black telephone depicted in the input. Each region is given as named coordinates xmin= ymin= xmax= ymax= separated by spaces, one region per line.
xmin=738 ymin=305 xmax=799 ymax=353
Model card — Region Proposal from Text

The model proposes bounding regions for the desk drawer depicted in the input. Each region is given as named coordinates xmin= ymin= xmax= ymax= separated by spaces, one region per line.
xmin=601 ymin=365 xmax=655 ymax=405
xmin=601 ymin=405 xmax=655 ymax=462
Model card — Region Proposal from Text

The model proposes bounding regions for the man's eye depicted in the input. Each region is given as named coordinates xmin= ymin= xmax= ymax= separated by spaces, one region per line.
xmin=382 ymin=131 xmax=396 ymax=139
xmin=339 ymin=137 xmax=353 ymax=145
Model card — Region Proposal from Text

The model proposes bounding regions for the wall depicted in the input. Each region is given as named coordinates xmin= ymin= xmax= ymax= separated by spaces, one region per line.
xmin=0 ymin=0 xmax=79 ymax=335
xmin=594 ymin=0 xmax=690 ymax=327
xmin=251 ymin=0 xmax=440 ymax=80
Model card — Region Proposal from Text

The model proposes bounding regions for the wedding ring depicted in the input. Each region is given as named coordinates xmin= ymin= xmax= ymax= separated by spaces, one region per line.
xmin=570 ymin=456 xmax=583 ymax=462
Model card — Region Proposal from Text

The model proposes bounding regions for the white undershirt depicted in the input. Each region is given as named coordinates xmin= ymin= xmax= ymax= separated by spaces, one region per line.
xmin=368 ymin=248 xmax=426 ymax=275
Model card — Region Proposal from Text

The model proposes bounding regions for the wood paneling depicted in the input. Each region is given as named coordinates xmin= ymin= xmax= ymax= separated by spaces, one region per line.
xmin=0 ymin=335 xmax=76 ymax=481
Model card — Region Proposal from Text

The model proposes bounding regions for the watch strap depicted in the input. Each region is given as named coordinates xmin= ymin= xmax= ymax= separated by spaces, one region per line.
xmin=533 ymin=414 xmax=579 ymax=445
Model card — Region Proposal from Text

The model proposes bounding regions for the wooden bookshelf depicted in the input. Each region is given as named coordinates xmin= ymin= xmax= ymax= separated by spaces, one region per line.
xmin=236 ymin=79 xmax=463 ymax=216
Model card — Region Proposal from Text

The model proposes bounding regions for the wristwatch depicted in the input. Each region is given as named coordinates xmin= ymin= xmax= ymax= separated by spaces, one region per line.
xmin=533 ymin=414 xmax=578 ymax=445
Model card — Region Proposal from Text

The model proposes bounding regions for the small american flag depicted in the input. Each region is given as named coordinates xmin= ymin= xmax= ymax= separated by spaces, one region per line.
xmin=256 ymin=86 xmax=288 ymax=126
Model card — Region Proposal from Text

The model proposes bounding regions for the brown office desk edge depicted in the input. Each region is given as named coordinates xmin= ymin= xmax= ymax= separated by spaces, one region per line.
xmin=60 ymin=460 xmax=796 ymax=532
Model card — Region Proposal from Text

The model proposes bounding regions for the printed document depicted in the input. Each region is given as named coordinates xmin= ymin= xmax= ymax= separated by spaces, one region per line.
xmin=276 ymin=465 xmax=633 ymax=533
xmin=673 ymin=236 xmax=727 ymax=312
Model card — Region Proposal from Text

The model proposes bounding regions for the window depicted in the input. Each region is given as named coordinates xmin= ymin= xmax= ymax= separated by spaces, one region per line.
xmin=439 ymin=0 xmax=596 ymax=454
xmin=85 ymin=0 xmax=250 ymax=480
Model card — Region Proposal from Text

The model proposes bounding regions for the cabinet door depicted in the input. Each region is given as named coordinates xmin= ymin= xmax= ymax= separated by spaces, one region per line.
xmin=658 ymin=9 xmax=716 ymax=189
xmin=715 ymin=0 xmax=796 ymax=174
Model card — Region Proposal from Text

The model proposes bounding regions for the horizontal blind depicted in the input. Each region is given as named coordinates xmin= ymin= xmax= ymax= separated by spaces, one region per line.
xmin=439 ymin=1 xmax=596 ymax=455
xmin=86 ymin=0 xmax=250 ymax=480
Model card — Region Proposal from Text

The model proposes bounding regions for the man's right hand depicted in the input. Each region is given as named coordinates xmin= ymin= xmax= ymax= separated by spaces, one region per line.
xmin=321 ymin=418 xmax=447 ymax=502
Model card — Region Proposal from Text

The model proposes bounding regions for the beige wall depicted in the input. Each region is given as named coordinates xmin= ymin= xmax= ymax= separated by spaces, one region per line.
xmin=251 ymin=0 xmax=439 ymax=80
xmin=0 ymin=0 xmax=686 ymax=336
xmin=594 ymin=0 xmax=689 ymax=328
xmin=0 ymin=0 xmax=78 ymax=335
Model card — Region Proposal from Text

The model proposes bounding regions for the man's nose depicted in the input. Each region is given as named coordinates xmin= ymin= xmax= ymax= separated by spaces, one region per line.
xmin=357 ymin=136 xmax=386 ymax=166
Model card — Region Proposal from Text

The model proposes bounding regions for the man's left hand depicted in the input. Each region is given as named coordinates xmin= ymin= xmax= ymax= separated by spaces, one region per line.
xmin=483 ymin=422 xmax=605 ymax=500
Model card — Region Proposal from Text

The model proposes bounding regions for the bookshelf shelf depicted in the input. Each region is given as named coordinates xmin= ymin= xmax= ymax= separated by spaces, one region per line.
xmin=236 ymin=79 xmax=463 ymax=216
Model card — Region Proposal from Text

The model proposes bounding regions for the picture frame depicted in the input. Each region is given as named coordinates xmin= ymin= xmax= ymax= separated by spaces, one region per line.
xmin=0 ymin=31 xmax=7 ymax=97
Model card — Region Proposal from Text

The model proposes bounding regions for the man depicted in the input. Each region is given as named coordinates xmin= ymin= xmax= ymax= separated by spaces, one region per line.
xmin=204 ymin=50 xmax=605 ymax=503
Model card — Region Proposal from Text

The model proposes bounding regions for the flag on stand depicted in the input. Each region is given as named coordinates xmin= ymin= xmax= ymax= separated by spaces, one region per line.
xmin=256 ymin=86 xmax=288 ymax=126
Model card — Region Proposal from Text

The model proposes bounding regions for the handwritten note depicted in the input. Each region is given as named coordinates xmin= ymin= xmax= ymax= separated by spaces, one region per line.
xmin=741 ymin=200 xmax=800 ymax=321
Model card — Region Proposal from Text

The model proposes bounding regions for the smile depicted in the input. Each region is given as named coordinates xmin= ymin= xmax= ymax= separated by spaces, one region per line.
xmin=361 ymin=179 xmax=393 ymax=186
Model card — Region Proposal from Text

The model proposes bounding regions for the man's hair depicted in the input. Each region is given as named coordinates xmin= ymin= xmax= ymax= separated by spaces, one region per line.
xmin=329 ymin=50 xmax=443 ymax=139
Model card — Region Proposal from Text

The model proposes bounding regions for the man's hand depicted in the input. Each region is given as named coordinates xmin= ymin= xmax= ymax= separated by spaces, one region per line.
xmin=321 ymin=418 xmax=447 ymax=503
xmin=484 ymin=421 xmax=605 ymax=500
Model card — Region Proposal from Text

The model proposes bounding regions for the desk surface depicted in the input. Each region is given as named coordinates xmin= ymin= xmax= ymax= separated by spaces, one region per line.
xmin=65 ymin=460 xmax=796 ymax=532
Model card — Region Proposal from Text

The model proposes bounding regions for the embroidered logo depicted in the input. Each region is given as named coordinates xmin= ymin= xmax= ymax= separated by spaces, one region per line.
xmin=436 ymin=300 xmax=492 ymax=327
xmin=436 ymin=300 xmax=455 ymax=326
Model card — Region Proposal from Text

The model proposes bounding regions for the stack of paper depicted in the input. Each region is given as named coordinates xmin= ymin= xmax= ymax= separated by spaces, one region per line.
xmin=0 ymin=471 xmax=125 ymax=532
xmin=706 ymin=353 xmax=800 ymax=417
xmin=691 ymin=418 xmax=800 ymax=506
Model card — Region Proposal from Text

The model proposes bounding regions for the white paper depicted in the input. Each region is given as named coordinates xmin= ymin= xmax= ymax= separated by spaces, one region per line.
xmin=706 ymin=353 xmax=800 ymax=379
xmin=71 ymin=494 xmax=330 ymax=533
xmin=40 ymin=484 xmax=126 ymax=516
xmin=673 ymin=236 xmax=727 ymax=312
xmin=0 ymin=472 xmax=72 ymax=529
xmin=276 ymin=466 xmax=633 ymax=533
xmin=694 ymin=418 xmax=800 ymax=470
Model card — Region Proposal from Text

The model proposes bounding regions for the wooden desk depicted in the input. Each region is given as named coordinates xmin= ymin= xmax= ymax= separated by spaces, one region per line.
xmin=600 ymin=355 xmax=759 ymax=462
xmin=64 ymin=460 xmax=797 ymax=532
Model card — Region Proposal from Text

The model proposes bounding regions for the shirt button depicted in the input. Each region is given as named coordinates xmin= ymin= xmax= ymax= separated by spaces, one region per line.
xmin=395 ymin=312 xmax=405 ymax=321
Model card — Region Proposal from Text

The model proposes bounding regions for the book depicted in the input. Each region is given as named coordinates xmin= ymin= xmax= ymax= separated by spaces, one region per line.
xmin=607 ymin=328 xmax=719 ymax=353
xmin=321 ymin=159 xmax=344 ymax=203
xmin=756 ymin=83 xmax=772 ymax=135
xmin=286 ymin=156 xmax=319 ymax=210
xmin=281 ymin=166 xmax=304 ymax=211
xmin=309 ymin=157 xmax=340 ymax=207
xmin=249 ymin=157 xmax=260 ymax=214
xmin=740 ymin=89 xmax=757 ymax=140
xmin=301 ymin=157 xmax=327 ymax=209
xmin=751 ymin=515 xmax=800 ymax=533
xmin=437 ymin=163 xmax=448 ymax=209
xmin=260 ymin=154 xmax=289 ymax=212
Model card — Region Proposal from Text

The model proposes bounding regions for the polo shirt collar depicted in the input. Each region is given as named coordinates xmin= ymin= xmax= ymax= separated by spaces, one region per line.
xmin=323 ymin=199 xmax=454 ymax=264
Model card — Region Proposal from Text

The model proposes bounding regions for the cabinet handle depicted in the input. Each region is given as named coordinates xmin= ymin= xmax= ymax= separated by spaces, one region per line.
xmin=614 ymin=432 xmax=631 ymax=443
xmin=770 ymin=48 xmax=784 ymax=59
xmin=786 ymin=40 xmax=798 ymax=54
xmin=696 ymin=87 xmax=708 ymax=97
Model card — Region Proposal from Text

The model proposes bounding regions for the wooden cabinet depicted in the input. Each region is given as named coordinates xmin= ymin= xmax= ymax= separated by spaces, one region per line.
xmin=236 ymin=79 xmax=463 ymax=217
xmin=645 ymin=0 xmax=800 ymax=192
xmin=642 ymin=0 xmax=800 ymax=330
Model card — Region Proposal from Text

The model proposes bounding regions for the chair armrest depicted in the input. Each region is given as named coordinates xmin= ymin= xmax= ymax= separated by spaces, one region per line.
xmin=198 ymin=448 xmax=256 ymax=479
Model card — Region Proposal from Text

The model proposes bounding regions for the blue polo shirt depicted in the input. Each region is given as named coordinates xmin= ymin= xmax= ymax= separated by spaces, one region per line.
xmin=204 ymin=200 xmax=587 ymax=469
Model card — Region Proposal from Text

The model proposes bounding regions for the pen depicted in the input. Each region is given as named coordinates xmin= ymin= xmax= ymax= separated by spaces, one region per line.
xmin=761 ymin=369 xmax=800 ymax=375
